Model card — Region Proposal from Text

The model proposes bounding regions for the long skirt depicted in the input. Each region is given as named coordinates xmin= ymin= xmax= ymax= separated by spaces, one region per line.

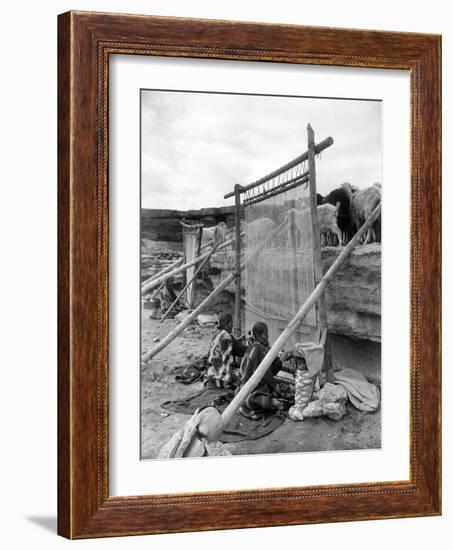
xmin=239 ymin=382 xmax=290 ymax=420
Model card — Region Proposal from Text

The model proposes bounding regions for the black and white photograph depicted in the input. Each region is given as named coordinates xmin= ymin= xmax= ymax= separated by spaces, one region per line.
xmin=0 ymin=0 xmax=446 ymax=545
xmin=140 ymin=89 xmax=382 ymax=460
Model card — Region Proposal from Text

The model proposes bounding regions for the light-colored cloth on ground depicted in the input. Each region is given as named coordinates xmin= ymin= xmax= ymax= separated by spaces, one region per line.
xmin=333 ymin=368 xmax=380 ymax=412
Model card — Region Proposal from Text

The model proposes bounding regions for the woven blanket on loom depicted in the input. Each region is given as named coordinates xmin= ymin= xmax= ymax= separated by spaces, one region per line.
xmin=161 ymin=387 xmax=286 ymax=443
xmin=244 ymin=183 xmax=317 ymax=347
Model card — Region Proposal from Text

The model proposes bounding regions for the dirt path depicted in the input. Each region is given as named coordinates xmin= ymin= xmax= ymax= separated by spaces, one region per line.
xmin=141 ymin=311 xmax=381 ymax=459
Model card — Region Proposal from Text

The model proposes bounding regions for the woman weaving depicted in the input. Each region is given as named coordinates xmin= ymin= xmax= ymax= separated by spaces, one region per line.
xmin=237 ymin=322 xmax=291 ymax=419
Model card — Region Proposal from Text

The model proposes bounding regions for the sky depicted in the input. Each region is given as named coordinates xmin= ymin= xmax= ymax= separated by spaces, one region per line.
xmin=141 ymin=89 xmax=382 ymax=210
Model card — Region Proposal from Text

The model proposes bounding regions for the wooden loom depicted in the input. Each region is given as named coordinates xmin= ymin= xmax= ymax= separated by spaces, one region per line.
xmin=224 ymin=123 xmax=334 ymax=379
xmin=142 ymin=124 xmax=334 ymax=370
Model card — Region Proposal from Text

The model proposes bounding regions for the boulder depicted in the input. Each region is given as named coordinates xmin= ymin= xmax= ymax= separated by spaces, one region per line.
xmin=313 ymin=382 xmax=348 ymax=403
xmin=211 ymin=244 xmax=382 ymax=342
xmin=303 ymin=400 xmax=346 ymax=421
xmin=145 ymin=360 xmax=169 ymax=382
xmin=322 ymin=244 xmax=381 ymax=342
xmin=303 ymin=382 xmax=348 ymax=421
xmin=197 ymin=313 xmax=218 ymax=327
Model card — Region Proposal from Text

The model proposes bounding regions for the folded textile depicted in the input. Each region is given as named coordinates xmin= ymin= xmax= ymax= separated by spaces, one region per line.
xmin=283 ymin=342 xmax=325 ymax=377
xmin=333 ymin=368 xmax=380 ymax=412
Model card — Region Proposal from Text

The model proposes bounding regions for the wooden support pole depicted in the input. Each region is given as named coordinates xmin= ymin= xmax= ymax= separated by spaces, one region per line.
xmin=242 ymin=172 xmax=309 ymax=207
xmin=149 ymin=280 xmax=166 ymax=301
xmin=224 ymin=136 xmax=333 ymax=199
xmin=220 ymin=203 xmax=381 ymax=427
xmin=289 ymin=200 xmax=300 ymax=312
xmin=233 ymin=184 xmax=242 ymax=336
xmin=160 ymin=243 xmax=220 ymax=323
xmin=141 ymin=239 xmax=217 ymax=291
xmin=143 ymin=272 xmax=237 ymax=362
xmin=200 ymin=240 xmax=214 ymax=252
xmin=182 ymin=224 xmax=203 ymax=309
xmin=141 ymin=236 xmax=237 ymax=295
xmin=307 ymin=123 xmax=334 ymax=383
xmin=141 ymin=257 xmax=184 ymax=289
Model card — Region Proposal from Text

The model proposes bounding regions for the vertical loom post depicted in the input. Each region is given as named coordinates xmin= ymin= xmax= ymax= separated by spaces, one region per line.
xmin=193 ymin=226 xmax=203 ymax=307
xmin=181 ymin=223 xmax=203 ymax=309
xmin=307 ymin=123 xmax=334 ymax=383
xmin=234 ymin=184 xmax=242 ymax=336
xmin=289 ymin=199 xmax=300 ymax=311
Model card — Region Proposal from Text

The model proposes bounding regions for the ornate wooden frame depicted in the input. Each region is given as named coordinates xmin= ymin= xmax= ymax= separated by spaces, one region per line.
xmin=58 ymin=11 xmax=442 ymax=539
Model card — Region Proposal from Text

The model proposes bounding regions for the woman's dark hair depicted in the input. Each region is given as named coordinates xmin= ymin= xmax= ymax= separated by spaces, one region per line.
xmin=252 ymin=321 xmax=268 ymax=339
xmin=217 ymin=312 xmax=233 ymax=330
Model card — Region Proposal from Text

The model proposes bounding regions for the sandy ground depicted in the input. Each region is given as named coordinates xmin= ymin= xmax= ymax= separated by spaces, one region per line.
xmin=141 ymin=310 xmax=381 ymax=459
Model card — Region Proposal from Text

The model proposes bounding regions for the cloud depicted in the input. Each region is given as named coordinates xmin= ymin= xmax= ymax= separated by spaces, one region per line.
xmin=141 ymin=90 xmax=382 ymax=209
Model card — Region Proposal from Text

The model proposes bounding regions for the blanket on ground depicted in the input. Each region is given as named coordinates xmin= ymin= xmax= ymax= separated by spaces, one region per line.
xmin=174 ymin=357 xmax=207 ymax=384
xmin=333 ymin=368 xmax=380 ymax=412
xmin=161 ymin=386 xmax=286 ymax=443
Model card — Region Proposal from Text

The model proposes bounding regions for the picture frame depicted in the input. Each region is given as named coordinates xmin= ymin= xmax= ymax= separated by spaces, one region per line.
xmin=58 ymin=10 xmax=441 ymax=539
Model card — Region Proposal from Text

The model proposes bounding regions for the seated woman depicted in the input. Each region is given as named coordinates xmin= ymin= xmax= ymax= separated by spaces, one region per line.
xmin=206 ymin=313 xmax=245 ymax=389
xmin=238 ymin=322 xmax=290 ymax=419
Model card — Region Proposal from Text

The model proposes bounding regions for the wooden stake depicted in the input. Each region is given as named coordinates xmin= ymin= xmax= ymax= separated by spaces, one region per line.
xmin=220 ymin=203 xmax=381 ymax=427
xmin=307 ymin=123 xmax=334 ymax=383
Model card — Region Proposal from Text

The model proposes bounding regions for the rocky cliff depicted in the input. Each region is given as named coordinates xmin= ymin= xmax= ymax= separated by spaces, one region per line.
xmin=141 ymin=209 xmax=381 ymax=343
xmin=321 ymin=245 xmax=381 ymax=342
xmin=210 ymin=244 xmax=381 ymax=342
xmin=141 ymin=206 xmax=237 ymax=242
